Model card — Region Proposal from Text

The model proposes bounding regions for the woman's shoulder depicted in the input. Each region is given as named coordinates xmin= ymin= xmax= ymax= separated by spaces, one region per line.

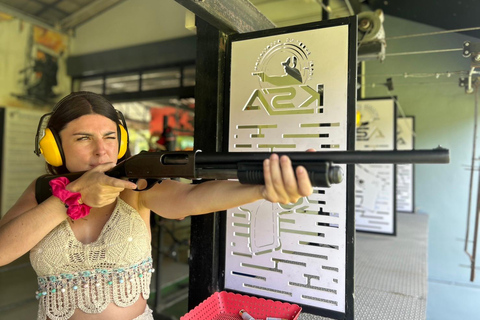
xmin=21 ymin=178 xmax=38 ymax=202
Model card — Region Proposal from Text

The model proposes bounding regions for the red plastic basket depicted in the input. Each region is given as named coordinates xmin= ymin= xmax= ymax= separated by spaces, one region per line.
xmin=181 ymin=291 xmax=302 ymax=320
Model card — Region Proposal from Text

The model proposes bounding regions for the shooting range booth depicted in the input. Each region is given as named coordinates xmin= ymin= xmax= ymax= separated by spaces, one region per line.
xmin=180 ymin=1 xmax=431 ymax=319
xmin=185 ymin=3 xmax=357 ymax=319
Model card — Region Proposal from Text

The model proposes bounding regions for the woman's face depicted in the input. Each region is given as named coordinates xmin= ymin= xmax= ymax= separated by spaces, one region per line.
xmin=59 ymin=114 xmax=119 ymax=172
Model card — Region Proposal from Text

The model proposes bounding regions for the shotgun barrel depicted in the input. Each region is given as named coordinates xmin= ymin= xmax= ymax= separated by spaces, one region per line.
xmin=35 ymin=147 xmax=449 ymax=204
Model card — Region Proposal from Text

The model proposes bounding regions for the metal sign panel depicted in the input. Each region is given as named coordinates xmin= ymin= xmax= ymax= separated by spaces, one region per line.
xmin=355 ymin=98 xmax=396 ymax=235
xmin=396 ymin=116 xmax=415 ymax=213
xmin=223 ymin=18 xmax=356 ymax=319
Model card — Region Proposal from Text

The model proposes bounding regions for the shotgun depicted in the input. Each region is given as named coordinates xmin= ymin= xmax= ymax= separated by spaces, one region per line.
xmin=35 ymin=147 xmax=449 ymax=204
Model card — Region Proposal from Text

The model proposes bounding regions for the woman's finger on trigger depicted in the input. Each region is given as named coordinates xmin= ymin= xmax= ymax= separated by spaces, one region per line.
xmin=116 ymin=179 xmax=137 ymax=189
xmin=103 ymin=176 xmax=137 ymax=189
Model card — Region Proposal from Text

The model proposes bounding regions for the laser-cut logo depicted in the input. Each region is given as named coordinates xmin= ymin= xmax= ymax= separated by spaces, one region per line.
xmin=243 ymin=39 xmax=324 ymax=115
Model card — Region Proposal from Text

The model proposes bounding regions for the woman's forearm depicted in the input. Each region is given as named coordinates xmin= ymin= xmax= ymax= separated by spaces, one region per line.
xmin=141 ymin=154 xmax=312 ymax=220
xmin=181 ymin=180 xmax=264 ymax=216
xmin=141 ymin=179 xmax=264 ymax=220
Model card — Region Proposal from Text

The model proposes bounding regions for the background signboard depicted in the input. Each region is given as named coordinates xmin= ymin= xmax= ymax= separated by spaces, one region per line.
xmin=396 ymin=116 xmax=415 ymax=213
xmin=355 ymin=98 xmax=397 ymax=235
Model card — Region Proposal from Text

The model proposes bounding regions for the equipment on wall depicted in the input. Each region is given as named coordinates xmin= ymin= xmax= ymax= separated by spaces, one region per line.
xmin=357 ymin=9 xmax=386 ymax=61
xmin=459 ymin=41 xmax=480 ymax=94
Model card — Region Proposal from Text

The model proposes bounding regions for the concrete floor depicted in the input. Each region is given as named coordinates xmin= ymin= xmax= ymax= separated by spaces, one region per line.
xmin=300 ymin=212 xmax=428 ymax=319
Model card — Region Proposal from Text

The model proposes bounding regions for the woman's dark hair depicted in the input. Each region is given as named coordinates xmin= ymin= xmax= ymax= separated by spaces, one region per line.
xmin=46 ymin=91 xmax=130 ymax=174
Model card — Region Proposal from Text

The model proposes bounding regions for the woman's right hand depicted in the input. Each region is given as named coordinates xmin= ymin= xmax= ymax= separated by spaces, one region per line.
xmin=66 ymin=163 xmax=137 ymax=208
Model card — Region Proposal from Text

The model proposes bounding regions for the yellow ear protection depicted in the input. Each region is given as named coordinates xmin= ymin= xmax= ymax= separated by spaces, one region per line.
xmin=35 ymin=119 xmax=65 ymax=167
xmin=34 ymin=94 xmax=129 ymax=167
xmin=116 ymin=110 xmax=129 ymax=160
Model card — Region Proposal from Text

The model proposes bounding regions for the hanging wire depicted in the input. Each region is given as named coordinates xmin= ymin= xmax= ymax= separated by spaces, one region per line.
xmin=384 ymin=89 xmax=416 ymax=138
xmin=344 ymin=0 xmax=354 ymax=15
xmin=360 ymin=70 xmax=468 ymax=79
xmin=368 ymin=81 xmax=459 ymax=88
xmin=386 ymin=26 xmax=480 ymax=41
xmin=315 ymin=0 xmax=331 ymax=13
xmin=386 ymin=48 xmax=463 ymax=57
xmin=363 ymin=70 xmax=468 ymax=88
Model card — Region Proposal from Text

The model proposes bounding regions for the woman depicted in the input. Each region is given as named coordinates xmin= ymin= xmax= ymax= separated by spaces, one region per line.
xmin=0 ymin=92 xmax=313 ymax=320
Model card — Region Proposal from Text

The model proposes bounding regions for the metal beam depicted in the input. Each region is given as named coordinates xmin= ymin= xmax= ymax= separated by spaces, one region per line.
xmin=174 ymin=0 xmax=275 ymax=34
xmin=59 ymin=0 xmax=126 ymax=31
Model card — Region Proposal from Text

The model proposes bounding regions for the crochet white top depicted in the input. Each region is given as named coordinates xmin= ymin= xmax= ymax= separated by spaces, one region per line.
xmin=30 ymin=198 xmax=153 ymax=320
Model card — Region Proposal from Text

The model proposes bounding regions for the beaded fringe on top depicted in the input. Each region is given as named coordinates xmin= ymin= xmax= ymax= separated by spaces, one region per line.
xmin=37 ymin=258 xmax=153 ymax=320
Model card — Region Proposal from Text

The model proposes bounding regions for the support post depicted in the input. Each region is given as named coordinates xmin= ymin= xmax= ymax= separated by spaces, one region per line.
xmin=188 ymin=16 xmax=227 ymax=309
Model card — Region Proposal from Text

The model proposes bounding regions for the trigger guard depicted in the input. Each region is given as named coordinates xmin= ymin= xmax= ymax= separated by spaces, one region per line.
xmin=130 ymin=178 xmax=160 ymax=191
xmin=143 ymin=179 xmax=160 ymax=190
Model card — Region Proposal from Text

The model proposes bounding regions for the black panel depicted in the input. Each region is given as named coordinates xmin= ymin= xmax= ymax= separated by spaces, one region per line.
xmin=103 ymin=86 xmax=195 ymax=103
xmin=366 ymin=0 xmax=480 ymax=39
xmin=67 ymin=36 xmax=196 ymax=77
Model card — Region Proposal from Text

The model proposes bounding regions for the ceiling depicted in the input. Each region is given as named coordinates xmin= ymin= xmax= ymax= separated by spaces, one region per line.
xmin=0 ymin=0 xmax=478 ymax=39
xmin=0 ymin=0 xmax=126 ymax=30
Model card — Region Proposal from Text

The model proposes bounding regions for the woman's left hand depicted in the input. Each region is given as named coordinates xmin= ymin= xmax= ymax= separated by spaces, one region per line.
xmin=261 ymin=153 xmax=313 ymax=204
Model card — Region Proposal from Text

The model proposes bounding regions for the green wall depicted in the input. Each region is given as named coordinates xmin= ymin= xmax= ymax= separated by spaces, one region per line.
xmin=364 ymin=15 xmax=480 ymax=319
